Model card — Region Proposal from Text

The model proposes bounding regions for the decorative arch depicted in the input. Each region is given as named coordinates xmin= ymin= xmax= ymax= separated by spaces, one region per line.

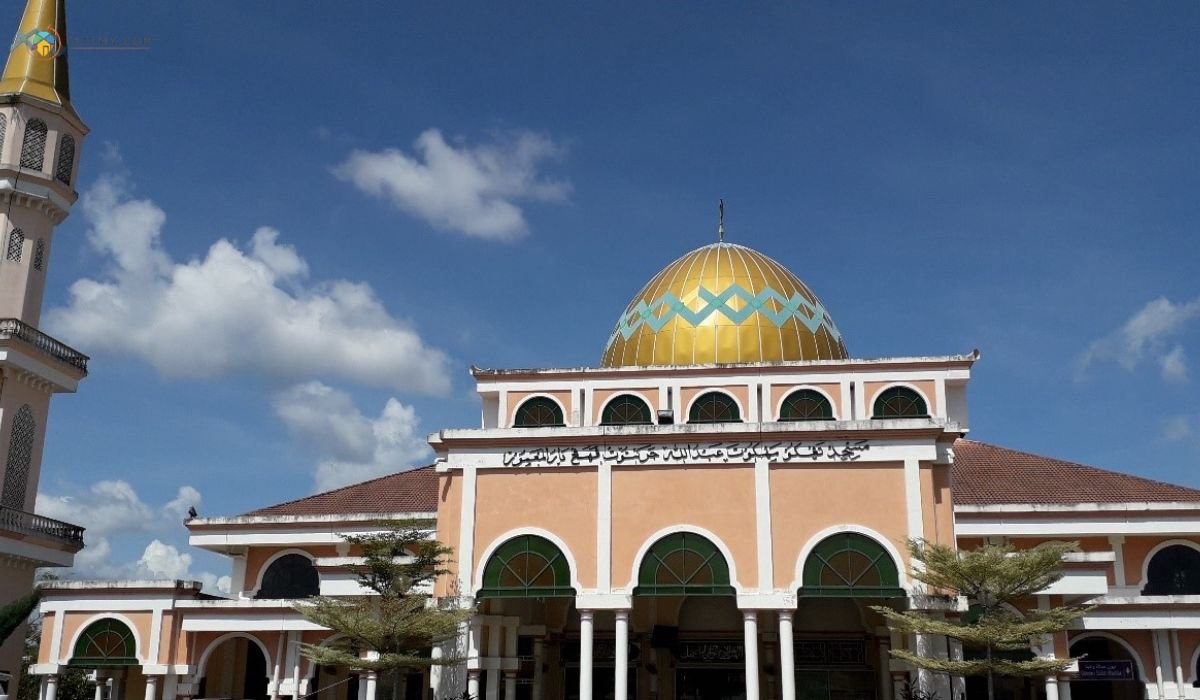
xmin=55 ymin=133 xmax=75 ymax=185
xmin=871 ymin=384 xmax=929 ymax=418
xmin=65 ymin=614 xmax=141 ymax=667
xmin=797 ymin=529 xmax=904 ymax=598
xmin=633 ymin=530 xmax=735 ymax=596
xmin=512 ymin=395 xmax=566 ymax=428
xmin=1139 ymin=540 xmax=1200 ymax=595
xmin=478 ymin=533 xmax=576 ymax=598
xmin=1068 ymin=632 xmax=1148 ymax=682
xmin=791 ymin=525 xmax=908 ymax=591
xmin=251 ymin=548 xmax=320 ymax=599
xmin=1 ymin=404 xmax=36 ymax=510
xmin=777 ymin=387 xmax=836 ymax=421
xmin=196 ymin=632 xmax=274 ymax=680
xmin=20 ymin=118 xmax=47 ymax=170
xmin=599 ymin=393 xmax=654 ymax=426
xmin=686 ymin=390 xmax=743 ymax=424
xmin=626 ymin=525 xmax=743 ymax=593
xmin=474 ymin=527 xmax=582 ymax=596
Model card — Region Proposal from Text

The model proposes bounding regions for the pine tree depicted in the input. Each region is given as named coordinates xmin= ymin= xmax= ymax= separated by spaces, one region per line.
xmin=294 ymin=520 xmax=471 ymax=685
xmin=0 ymin=592 xmax=39 ymax=646
xmin=871 ymin=540 xmax=1091 ymax=700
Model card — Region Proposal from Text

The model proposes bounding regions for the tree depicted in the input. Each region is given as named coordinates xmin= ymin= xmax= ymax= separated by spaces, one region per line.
xmin=871 ymin=540 xmax=1091 ymax=700
xmin=0 ymin=592 xmax=40 ymax=646
xmin=294 ymin=520 xmax=471 ymax=695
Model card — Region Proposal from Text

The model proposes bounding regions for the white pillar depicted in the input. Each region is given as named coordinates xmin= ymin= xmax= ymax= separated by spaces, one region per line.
xmin=743 ymin=611 xmax=760 ymax=700
xmin=94 ymin=678 xmax=106 ymax=700
xmin=364 ymin=672 xmax=378 ymax=700
xmin=1043 ymin=675 xmax=1060 ymax=700
xmin=778 ymin=612 xmax=795 ymax=700
xmin=45 ymin=675 xmax=59 ymax=700
xmin=579 ymin=610 xmax=595 ymax=700
xmin=1173 ymin=629 xmax=1185 ymax=693
xmin=143 ymin=676 xmax=158 ymax=700
xmin=876 ymin=638 xmax=892 ymax=700
xmin=357 ymin=675 xmax=367 ymax=700
xmin=532 ymin=639 xmax=545 ymax=700
xmin=503 ymin=673 xmax=516 ymax=700
xmin=467 ymin=671 xmax=480 ymax=700
xmin=272 ymin=633 xmax=285 ymax=700
xmin=615 ymin=610 xmax=630 ymax=700
xmin=111 ymin=674 xmax=123 ymax=700
xmin=1057 ymin=677 xmax=1072 ymax=700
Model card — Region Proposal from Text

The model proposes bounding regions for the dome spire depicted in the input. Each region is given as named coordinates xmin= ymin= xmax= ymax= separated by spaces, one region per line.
xmin=0 ymin=0 xmax=75 ymax=116
xmin=717 ymin=198 xmax=725 ymax=242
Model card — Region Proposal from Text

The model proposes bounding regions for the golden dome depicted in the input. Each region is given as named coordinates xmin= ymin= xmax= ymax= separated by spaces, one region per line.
xmin=600 ymin=242 xmax=848 ymax=367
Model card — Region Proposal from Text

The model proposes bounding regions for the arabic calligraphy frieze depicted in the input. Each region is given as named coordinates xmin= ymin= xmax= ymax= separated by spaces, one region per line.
xmin=501 ymin=440 xmax=870 ymax=468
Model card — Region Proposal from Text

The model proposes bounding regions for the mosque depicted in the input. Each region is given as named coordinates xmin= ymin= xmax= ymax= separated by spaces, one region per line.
xmin=4 ymin=2 xmax=1200 ymax=700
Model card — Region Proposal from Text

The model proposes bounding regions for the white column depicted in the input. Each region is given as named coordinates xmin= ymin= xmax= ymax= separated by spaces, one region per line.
xmin=615 ymin=610 xmax=630 ymax=700
xmin=45 ymin=675 xmax=59 ymax=700
xmin=876 ymin=638 xmax=892 ymax=700
xmin=503 ymin=673 xmax=516 ymax=700
xmin=1172 ymin=630 xmax=1185 ymax=694
xmin=364 ymin=672 xmax=378 ymax=700
xmin=272 ymin=633 xmax=285 ymax=700
xmin=743 ymin=611 xmax=760 ymax=700
xmin=532 ymin=639 xmax=545 ymax=700
xmin=466 ymin=671 xmax=480 ymax=700
xmin=1057 ymin=677 xmax=1072 ymax=700
xmin=143 ymin=676 xmax=158 ymax=700
xmin=94 ymin=678 xmax=106 ymax=700
xmin=778 ymin=612 xmax=795 ymax=700
xmin=1043 ymin=675 xmax=1060 ymax=700
xmin=111 ymin=674 xmax=123 ymax=700
xmin=579 ymin=610 xmax=594 ymax=700
xmin=948 ymin=639 xmax=965 ymax=700
xmin=292 ymin=632 xmax=303 ymax=700
xmin=486 ymin=622 xmax=502 ymax=700
xmin=357 ymin=675 xmax=367 ymax=700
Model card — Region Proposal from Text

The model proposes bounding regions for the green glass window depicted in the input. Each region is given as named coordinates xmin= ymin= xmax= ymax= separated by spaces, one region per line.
xmin=779 ymin=389 xmax=834 ymax=421
xmin=800 ymin=532 xmax=903 ymax=598
xmin=513 ymin=397 xmax=565 ymax=427
xmin=872 ymin=387 xmax=928 ymax=418
xmin=479 ymin=535 xmax=575 ymax=598
xmin=69 ymin=619 xmax=138 ymax=667
xmin=635 ymin=532 xmax=734 ymax=596
xmin=601 ymin=394 xmax=653 ymax=425
xmin=688 ymin=392 xmax=741 ymax=424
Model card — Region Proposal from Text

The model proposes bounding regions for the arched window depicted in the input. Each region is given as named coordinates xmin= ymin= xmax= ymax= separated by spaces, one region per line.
xmin=55 ymin=134 xmax=75 ymax=185
xmin=69 ymin=618 xmax=138 ymax=667
xmin=1 ymin=405 xmax=36 ymax=510
xmin=872 ymin=386 xmax=928 ymax=418
xmin=779 ymin=389 xmax=834 ymax=421
xmin=255 ymin=553 xmax=319 ymax=599
xmin=635 ymin=532 xmax=734 ymax=596
xmin=6 ymin=228 xmax=23 ymax=262
xmin=479 ymin=535 xmax=575 ymax=598
xmin=1142 ymin=545 xmax=1200 ymax=595
xmin=688 ymin=392 xmax=741 ymax=424
xmin=601 ymin=394 xmax=653 ymax=425
xmin=33 ymin=239 xmax=45 ymax=271
xmin=800 ymin=532 xmax=904 ymax=598
xmin=0 ymin=114 xmax=7 ymax=152
xmin=20 ymin=119 xmax=47 ymax=170
xmin=513 ymin=397 xmax=564 ymax=427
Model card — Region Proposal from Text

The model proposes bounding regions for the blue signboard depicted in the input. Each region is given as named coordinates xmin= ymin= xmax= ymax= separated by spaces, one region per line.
xmin=1077 ymin=660 xmax=1135 ymax=681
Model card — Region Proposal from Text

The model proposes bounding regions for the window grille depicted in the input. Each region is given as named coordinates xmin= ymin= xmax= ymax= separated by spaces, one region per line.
xmin=0 ymin=114 xmax=6 ymax=154
xmin=55 ymin=134 xmax=75 ymax=184
xmin=872 ymin=386 xmax=928 ymax=418
xmin=20 ymin=119 xmax=47 ymax=170
xmin=688 ymin=391 xmax=741 ymax=424
xmin=1 ymin=405 xmax=36 ymax=510
xmin=601 ymin=394 xmax=653 ymax=425
xmin=479 ymin=535 xmax=575 ymax=598
xmin=513 ymin=397 xmax=564 ymax=427
xmin=33 ymin=239 xmax=45 ymax=271
xmin=5 ymin=228 xmax=23 ymax=262
xmin=779 ymin=389 xmax=834 ymax=421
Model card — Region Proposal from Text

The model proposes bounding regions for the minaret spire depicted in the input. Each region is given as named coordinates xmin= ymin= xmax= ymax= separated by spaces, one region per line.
xmin=718 ymin=198 xmax=725 ymax=242
xmin=0 ymin=0 xmax=74 ymax=116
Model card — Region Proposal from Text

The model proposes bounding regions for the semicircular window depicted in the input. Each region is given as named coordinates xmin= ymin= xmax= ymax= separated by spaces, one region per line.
xmin=479 ymin=535 xmax=575 ymax=598
xmin=872 ymin=387 xmax=928 ymax=418
xmin=1142 ymin=544 xmax=1200 ymax=595
xmin=636 ymin=532 xmax=734 ymax=596
xmin=256 ymin=553 xmax=319 ymax=599
xmin=779 ymin=389 xmax=834 ymax=421
xmin=800 ymin=532 xmax=904 ymax=598
xmin=688 ymin=392 xmax=741 ymax=424
xmin=513 ymin=397 xmax=565 ymax=427
xmin=601 ymin=394 xmax=653 ymax=426
xmin=69 ymin=618 xmax=138 ymax=667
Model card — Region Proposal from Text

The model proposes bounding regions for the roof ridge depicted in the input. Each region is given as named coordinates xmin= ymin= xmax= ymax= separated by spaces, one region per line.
xmin=243 ymin=464 xmax=436 ymax=516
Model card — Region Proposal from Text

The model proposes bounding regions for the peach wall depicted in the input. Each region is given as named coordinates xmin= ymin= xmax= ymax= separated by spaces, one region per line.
xmin=864 ymin=380 xmax=937 ymax=416
xmin=58 ymin=611 xmax=153 ymax=664
xmin=592 ymin=388 xmax=657 ymax=424
xmin=37 ymin=611 xmax=53 ymax=664
xmin=473 ymin=468 xmax=597 ymax=589
xmin=770 ymin=463 xmax=909 ymax=589
xmin=769 ymin=383 xmax=843 ymax=420
xmin=1122 ymin=536 xmax=1200 ymax=588
xmin=507 ymin=391 xmax=574 ymax=426
xmin=612 ymin=465 xmax=757 ymax=589
xmin=1179 ymin=630 xmax=1200 ymax=683
xmin=436 ymin=471 xmax=463 ymax=597
xmin=921 ymin=465 xmax=954 ymax=547
xmin=680 ymin=385 xmax=751 ymax=422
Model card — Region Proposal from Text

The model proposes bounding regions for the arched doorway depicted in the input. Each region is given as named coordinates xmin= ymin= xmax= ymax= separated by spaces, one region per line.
xmin=67 ymin=618 xmax=142 ymax=700
xmin=1069 ymin=636 xmax=1144 ymax=700
xmin=198 ymin=635 xmax=270 ymax=700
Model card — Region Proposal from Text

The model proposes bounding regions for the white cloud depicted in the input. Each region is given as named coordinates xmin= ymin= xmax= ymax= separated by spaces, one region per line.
xmin=334 ymin=128 xmax=570 ymax=241
xmin=273 ymin=381 xmax=431 ymax=491
xmin=45 ymin=170 xmax=451 ymax=395
xmin=1161 ymin=415 xmax=1194 ymax=443
xmin=1078 ymin=296 xmax=1200 ymax=383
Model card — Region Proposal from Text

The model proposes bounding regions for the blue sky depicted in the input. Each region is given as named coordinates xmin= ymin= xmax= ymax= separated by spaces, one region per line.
xmin=18 ymin=1 xmax=1200 ymax=588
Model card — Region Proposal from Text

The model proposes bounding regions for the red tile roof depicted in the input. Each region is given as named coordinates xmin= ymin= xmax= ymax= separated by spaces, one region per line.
xmin=245 ymin=465 xmax=438 ymax=517
xmin=952 ymin=439 xmax=1200 ymax=506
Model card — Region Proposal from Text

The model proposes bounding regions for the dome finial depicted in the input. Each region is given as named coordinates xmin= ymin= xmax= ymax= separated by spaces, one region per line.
xmin=717 ymin=198 xmax=725 ymax=242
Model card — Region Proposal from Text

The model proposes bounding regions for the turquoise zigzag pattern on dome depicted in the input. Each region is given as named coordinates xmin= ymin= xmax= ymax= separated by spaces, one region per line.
xmin=611 ymin=284 xmax=842 ymax=342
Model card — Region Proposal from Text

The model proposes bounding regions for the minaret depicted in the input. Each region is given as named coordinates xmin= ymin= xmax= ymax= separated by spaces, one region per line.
xmin=0 ymin=0 xmax=87 ymax=688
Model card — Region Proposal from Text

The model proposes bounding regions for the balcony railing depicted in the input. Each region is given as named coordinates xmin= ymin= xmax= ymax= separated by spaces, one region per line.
xmin=0 ymin=318 xmax=88 ymax=373
xmin=0 ymin=505 xmax=85 ymax=547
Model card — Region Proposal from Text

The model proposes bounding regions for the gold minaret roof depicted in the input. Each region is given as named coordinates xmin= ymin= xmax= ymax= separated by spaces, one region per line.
xmin=0 ymin=0 xmax=76 ymax=118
